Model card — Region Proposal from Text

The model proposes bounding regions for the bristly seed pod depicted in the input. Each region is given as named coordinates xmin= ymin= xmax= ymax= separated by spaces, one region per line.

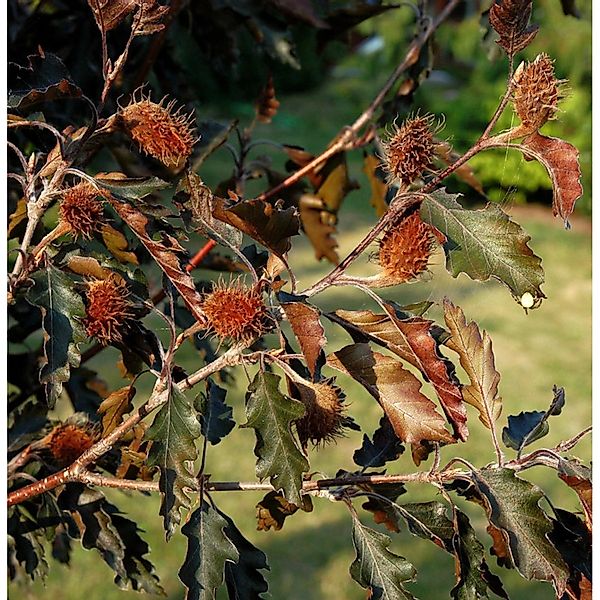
xmin=59 ymin=182 xmax=105 ymax=238
xmin=201 ymin=280 xmax=274 ymax=345
xmin=295 ymin=379 xmax=347 ymax=449
xmin=513 ymin=53 xmax=564 ymax=131
xmin=120 ymin=92 xmax=197 ymax=167
xmin=381 ymin=114 xmax=438 ymax=188
xmin=47 ymin=420 xmax=98 ymax=467
xmin=83 ymin=275 xmax=135 ymax=345
xmin=376 ymin=209 xmax=436 ymax=286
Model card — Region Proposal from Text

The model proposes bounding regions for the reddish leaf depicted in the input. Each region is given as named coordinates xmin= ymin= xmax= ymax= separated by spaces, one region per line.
xmin=489 ymin=0 xmax=539 ymax=56
xmin=256 ymin=491 xmax=313 ymax=532
xmin=255 ymin=75 xmax=280 ymax=124
xmin=558 ymin=459 xmax=592 ymax=532
xmin=280 ymin=301 xmax=326 ymax=379
xmin=487 ymin=523 xmax=514 ymax=568
xmin=87 ymin=0 xmax=135 ymax=31
xmin=108 ymin=198 xmax=206 ymax=323
xmin=213 ymin=197 xmax=300 ymax=258
xmin=328 ymin=344 xmax=454 ymax=444
xmin=521 ymin=132 xmax=583 ymax=226
xmin=334 ymin=307 xmax=468 ymax=441
xmin=98 ymin=385 xmax=135 ymax=436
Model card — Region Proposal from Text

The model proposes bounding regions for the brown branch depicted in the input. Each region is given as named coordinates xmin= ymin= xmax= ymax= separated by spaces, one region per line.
xmin=7 ymin=346 xmax=246 ymax=507
xmin=255 ymin=0 xmax=461 ymax=204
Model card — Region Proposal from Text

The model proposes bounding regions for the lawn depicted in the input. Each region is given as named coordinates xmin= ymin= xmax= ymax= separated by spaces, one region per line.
xmin=16 ymin=197 xmax=591 ymax=599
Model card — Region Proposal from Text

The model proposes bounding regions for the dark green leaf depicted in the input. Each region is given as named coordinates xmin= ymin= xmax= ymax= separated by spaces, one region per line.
xmin=8 ymin=52 xmax=82 ymax=109
xmin=26 ymin=265 xmax=87 ymax=408
xmin=548 ymin=509 xmax=591 ymax=582
xmin=360 ymin=483 xmax=407 ymax=533
xmin=468 ymin=468 xmax=569 ymax=595
xmin=221 ymin=510 xmax=270 ymax=599
xmin=8 ymin=511 xmax=49 ymax=581
xmin=197 ymin=379 xmax=235 ymax=445
xmin=145 ymin=386 xmax=201 ymax=539
xmin=349 ymin=512 xmax=417 ymax=600
xmin=451 ymin=510 xmax=509 ymax=600
xmin=354 ymin=416 xmax=404 ymax=469
xmin=502 ymin=386 xmax=565 ymax=453
xmin=420 ymin=190 xmax=545 ymax=305
xmin=96 ymin=175 xmax=170 ymax=200
xmin=58 ymin=484 xmax=163 ymax=593
xmin=179 ymin=501 xmax=239 ymax=600
xmin=243 ymin=371 xmax=308 ymax=506
xmin=395 ymin=502 xmax=455 ymax=552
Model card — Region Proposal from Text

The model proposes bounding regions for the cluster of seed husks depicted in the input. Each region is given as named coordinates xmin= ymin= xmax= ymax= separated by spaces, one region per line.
xmin=512 ymin=53 xmax=563 ymax=131
xmin=47 ymin=421 xmax=98 ymax=467
xmin=59 ymin=182 xmax=105 ymax=238
xmin=120 ymin=93 xmax=196 ymax=167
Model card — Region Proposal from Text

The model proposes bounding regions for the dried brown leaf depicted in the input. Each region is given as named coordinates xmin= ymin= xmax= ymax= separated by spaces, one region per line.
xmin=87 ymin=0 xmax=136 ymax=32
xmin=334 ymin=307 xmax=468 ymax=441
xmin=98 ymin=385 xmax=136 ymax=436
xmin=108 ymin=198 xmax=206 ymax=323
xmin=66 ymin=256 xmax=114 ymax=280
xmin=299 ymin=194 xmax=339 ymax=264
xmin=255 ymin=75 xmax=280 ymax=124
xmin=521 ymin=132 xmax=583 ymax=226
xmin=362 ymin=153 xmax=388 ymax=217
xmin=328 ymin=344 xmax=454 ymax=444
xmin=256 ymin=491 xmax=312 ymax=531
xmin=489 ymin=0 xmax=539 ymax=56
xmin=280 ymin=301 xmax=326 ymax=379
xmin=8 ymin=198 xmax=27 ymax=237
xmin=134 ymin=0 xmax=169 ymax=36
xmin=443 ymin=299 xmax=502 ymax=430
xmin=558 ymin=460 xmax=592 ymax=532
xmin=101 ymin=224 xmax=139 ymax=264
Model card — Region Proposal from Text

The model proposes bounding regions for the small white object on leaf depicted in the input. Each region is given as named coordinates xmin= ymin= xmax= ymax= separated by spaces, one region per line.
xmin=520 ymin=292 xmax=535 ymax=309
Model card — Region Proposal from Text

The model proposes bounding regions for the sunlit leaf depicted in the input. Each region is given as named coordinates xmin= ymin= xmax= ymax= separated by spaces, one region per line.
xmin=489 ymin=0 xmax=539 ymax=56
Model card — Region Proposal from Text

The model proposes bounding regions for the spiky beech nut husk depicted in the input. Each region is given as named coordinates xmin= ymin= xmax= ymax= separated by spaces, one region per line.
xmin=201 ymin=280 xmax=273 ymax=344
xmin=120 ymin=93 xmax=196 ymax=167
xmin=59 ymin=182 xmax=105 ymax=238
xmin=377 ymin=210 xmax=436 ymax=284
xmin=295 ymin=380 xmax=346 ymax=448
xmin=83 ymin=275 xmax=135 ymax=345
xmin=381 ymin=114 xmax=437 ymax=188
xmin=513 ymin=53 xmax=564 ymax=131
xmin=47 ymin=421 xmax=98 ymax=467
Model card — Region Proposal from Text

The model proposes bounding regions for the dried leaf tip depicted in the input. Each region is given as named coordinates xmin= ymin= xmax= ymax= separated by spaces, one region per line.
xmin=59 ymin=182 xmax=106 ymax=238
xmin=201 ymin=280 xmax=274 ymax=345
xmin=120 ymin=91 xmax=197 ymax=167
xmin=381 ymin=114 xmax=439 ymax=188
xmin=295 ymin=379 xmax=348 ymax=449
xmin=376 ymin=210 xmax=437 ymax=286
xmin=513 ymin=53 xmax=565 ymax=131
xmin=83 ymin=275 xmax=135 ymax=345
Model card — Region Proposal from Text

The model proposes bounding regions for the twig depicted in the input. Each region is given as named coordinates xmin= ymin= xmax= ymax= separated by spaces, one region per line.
xmin=7 ymin=346 xmax=246 ymax=507
xmin=255 ymin=0 xmax=461 ymax=204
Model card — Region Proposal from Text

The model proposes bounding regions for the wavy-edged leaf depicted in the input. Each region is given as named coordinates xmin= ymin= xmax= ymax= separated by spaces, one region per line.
xmin=145 ymin=386 xmax=200 ymax=539
xmin=98 ymin=384 xmax=135 ymax=436
xmin=7 ymin=511 xmax=49 ymax=581
xmin=489 ymin=0 xmax=539 ymax=56
xmin=179 ymin=501 xmax=239 ymax=600
xmin=329 ymin=344 xmax=454 ymax=444
xmin=360 ymin=482 xmax=407 ymax=533
xmin=197 ymin=379 xmax=235 ymax=445
xmin=243 ymin=371 xmax=308 ymax=505
xmin=213 ymin=197 xmax=300 ymax=258
xmin=256 ymin=490 xmax=313 ymax=532
xmin=420 ymin=189 xmax=544 ymax=305
xmin=443 ymin=300 xmax=502 ymax=430
xmin=96 ymin=173 xmax=170 ymax=199
xmin=353 ymin=415 xmax=404 ymax=469
xmin=558 ymin=459 xmax=591 ymax=531
xmin=58 ymin=484 xmax=163 ymax=593
xmin=108 ymin=198 xmax=206 ymax=323
xmin=468 ymin=467 xmax=569 ymax=595
xmin=520 ymin=132 xmax=583 ymax=227
xmin=333 ymin=308 xmax=467 ymax=440
xmin=280 ymin=298 xmax=326 ymax=379
xmin=349 ymin=513 xmax=417 ymax=600
xmin=221 ymin=510 xmax=270 ymax=599
xmin=502 ymin=386 xmax=565 ymax=453
xmin=8 ymin=51 xmax=82 ymax=109
xmin=25 ymin=265 xmax=87 ymax=408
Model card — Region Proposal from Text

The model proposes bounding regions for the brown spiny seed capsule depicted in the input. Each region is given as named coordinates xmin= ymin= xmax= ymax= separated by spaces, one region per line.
xmin=47 ymin=423 xmax=97 ymax=467
xmin=120 ymin=94 xmax=196 ymax=167
xmin=513 ymin=53 xmax=564 ymax=131
xmin=295 ymin=380 xmax=346 ymax=448
xmin=381 ymin=114 xmax=437 ymax=188
xmin=83 ymin=275 xmax=134 ymax=345
xmin=59 ymin=182 xmax=105 ymax=238
xmin=201 ymin=281 xmax=273 ymax=344
xmin=377 ymin=210 xmax=435 ymax=283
